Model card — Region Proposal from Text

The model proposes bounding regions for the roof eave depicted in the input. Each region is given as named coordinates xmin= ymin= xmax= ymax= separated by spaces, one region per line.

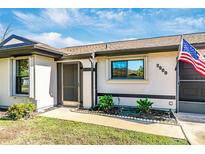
xmin=0 ymin=44 xmax=34 ymax=52
xmin=94 ymin=45 xmax=179 ymax=56
xmin=61 ymin=53 xmax=92 ymax=60
xmin=34 ymin=44 xmax=64 ymax=56
xmin=61 ymin=45 xmax=180 ymax=58
xmin=0 ymin=44 xmax=63 ymax=58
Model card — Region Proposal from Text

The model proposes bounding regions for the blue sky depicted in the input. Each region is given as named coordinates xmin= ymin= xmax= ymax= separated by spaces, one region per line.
xmin=1 ymin=8 xmax=205 ymax=48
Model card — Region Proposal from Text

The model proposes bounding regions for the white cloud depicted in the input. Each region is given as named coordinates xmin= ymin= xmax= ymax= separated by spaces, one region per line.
xmin=41 ymin=9 xmax=70 ymax=26
xmin=141 ymin=9 xmax=165 ymax=16
xmin=174 ymin=17 xmax=205 ymax=27
xmin=66 ymin=9 xmax=115 ymax=29
xmin=13 ymin=11 xmax=47 ymax=30
xmin=13 ymin=9 xmax=73 ymax=30
xmin=95 ymin=10 xmax=126 ymax=21
xmin=12 ymin=9 xmax=146 ymax=36
xmin=13 ymin=9 xmax=118 ymax=31
xmin=121 ymin=37 xmax=137 ymax=41
xmin=0 ymin=23 xmax=4 ymax=40
xmin=12 ymin=9 xmax=205 ymax=43
xmin=0 ymin=23 xmax=4 ymax=34
xmin=13 ymin=11 xmax=38 ymax=22
xmin=26 ymin=32 xmax=87 ymax=48
xmin=161 ymin=17 xmax=205 ymax=33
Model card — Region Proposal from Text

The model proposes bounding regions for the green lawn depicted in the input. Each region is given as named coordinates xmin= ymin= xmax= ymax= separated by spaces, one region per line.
xmin=0 ymin=116 xmax=188 ymax=145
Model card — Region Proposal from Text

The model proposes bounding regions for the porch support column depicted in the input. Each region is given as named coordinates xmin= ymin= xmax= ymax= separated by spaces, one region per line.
xmin=57 ymin=63 xmax=63 ymax=106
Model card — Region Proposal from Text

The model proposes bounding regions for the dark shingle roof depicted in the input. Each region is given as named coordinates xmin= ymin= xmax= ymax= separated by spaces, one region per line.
xmin=3 ymin=32 xmax=205 ymax=57
xmin=60 ymin=32 xmax=205 ymax=56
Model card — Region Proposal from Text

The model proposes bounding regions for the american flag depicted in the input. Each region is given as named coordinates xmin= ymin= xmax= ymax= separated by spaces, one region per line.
xmin=178 ymin=39 xmax=205 ymax=77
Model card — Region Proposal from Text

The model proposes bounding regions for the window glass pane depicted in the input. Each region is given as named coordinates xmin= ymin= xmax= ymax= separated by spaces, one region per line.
xmin=128 ymin=60 xmax=144 ymax=79
xmin=21 ymin=76 xmax=29 ymax=94
xmin=17 ymin=59 xmax=29 ymax=76
xmin=112 ymin=61 xmax=127 ymax=78
xmin=16 ymin=59 xmax=29 ymax=94
xmin=111 ymin=59 xmax=144 ymax=79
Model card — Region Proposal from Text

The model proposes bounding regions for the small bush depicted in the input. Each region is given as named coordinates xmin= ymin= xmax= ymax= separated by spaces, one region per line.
xmin=98 ymin=95 xmax=114 ymax=112
xmin=7 ymin=103 xmax=36 ymax=120
xmin=136 ymin=98 xmax=153 ymax=113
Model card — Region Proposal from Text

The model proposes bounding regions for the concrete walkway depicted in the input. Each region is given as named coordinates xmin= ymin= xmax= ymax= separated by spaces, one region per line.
xmin=176 ymin=113 xmax=205 ymax=145
xmin=39 ymin=107 xmax=185 ymax=139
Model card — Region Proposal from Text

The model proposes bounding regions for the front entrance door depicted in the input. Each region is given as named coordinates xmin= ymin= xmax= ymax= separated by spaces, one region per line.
xmin=179 ymin=62 xmax=205 ymax=114
xmin=63 ymin=63 xmax=80 ymax=106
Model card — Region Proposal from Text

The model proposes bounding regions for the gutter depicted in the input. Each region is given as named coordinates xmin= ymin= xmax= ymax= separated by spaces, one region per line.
xmin=34 ymin=44 xmax=64 ymax=56
xmin=0 ymin=44 xmax=63 ymax=59
xmin=61 ymin=53 xmax=92 ymax=60
xmin=0 ymin=44 xmax=34 ymax=51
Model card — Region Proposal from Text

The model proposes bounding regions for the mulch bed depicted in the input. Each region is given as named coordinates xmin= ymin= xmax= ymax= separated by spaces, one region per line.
xmin=72 ymin=106 xmax=178 ymax=125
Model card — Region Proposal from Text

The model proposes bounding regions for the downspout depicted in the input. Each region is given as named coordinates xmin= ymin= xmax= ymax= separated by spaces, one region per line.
xmin=95 ymin=62 xmax=98 ymax=106
xmin=89 ymin=52 xmax=95 ymax=109
xmin=32 ymin=55 xmax=36 ymax=107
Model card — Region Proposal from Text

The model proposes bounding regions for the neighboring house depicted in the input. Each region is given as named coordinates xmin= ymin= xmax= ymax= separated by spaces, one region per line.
xmin=1 ymin=33 xmax=205 ymax=114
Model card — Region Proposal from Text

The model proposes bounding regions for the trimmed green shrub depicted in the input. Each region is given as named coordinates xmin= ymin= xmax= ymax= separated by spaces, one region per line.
xmin=7 ymin=103 xmax=36 ymax=120
xmin=136 ymin=98 xmax=153 ymax=113
xmin=98 ymin=95 xmax=114 ymax=112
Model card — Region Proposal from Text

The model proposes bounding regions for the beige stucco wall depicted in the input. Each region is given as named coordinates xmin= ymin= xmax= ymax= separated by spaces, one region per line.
xmin=96 ymin=51 xmax=178 ymax=110
xmin=0 ymin=57 xmax=93 ymax=109
xmin=0 ymin=58 xmax=33 ymax=107
xmin=0 ymin=55 xmax=57 ymax=110
xmin=34 ymin=55 xmax=57 ymax=109
xmin=0 ymin=51 xmax=178 ymax=111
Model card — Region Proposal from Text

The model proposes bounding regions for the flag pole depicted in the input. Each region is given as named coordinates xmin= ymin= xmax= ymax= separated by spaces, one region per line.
xmin=176 ymin=34 xmax=183 ymax=113
xmin=175 ymin=35 xmax=183 ymax=71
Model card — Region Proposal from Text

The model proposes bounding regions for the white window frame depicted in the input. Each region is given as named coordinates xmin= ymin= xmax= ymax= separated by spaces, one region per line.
xmin=106 ymin=55 xmax=148 ymax=83
xmin=11 ymin=56 xmax=30 ymax=97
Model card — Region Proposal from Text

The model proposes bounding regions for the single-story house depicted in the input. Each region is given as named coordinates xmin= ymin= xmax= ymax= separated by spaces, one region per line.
xmin=0 ymin=32 xmax=205 ymax=114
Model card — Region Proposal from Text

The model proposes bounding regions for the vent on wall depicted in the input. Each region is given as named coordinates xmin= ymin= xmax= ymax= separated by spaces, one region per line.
xmin=156 ymin=64 xmax=168 ymax=75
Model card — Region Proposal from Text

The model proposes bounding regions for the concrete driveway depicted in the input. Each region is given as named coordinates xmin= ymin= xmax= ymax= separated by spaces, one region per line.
xmin=39 ymin=107 xmax=185 ymax=140
xmin=176 ymin=113 xmax=205 ymax=145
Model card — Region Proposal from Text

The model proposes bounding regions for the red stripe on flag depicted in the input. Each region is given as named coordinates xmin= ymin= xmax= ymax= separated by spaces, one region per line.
xmin=178 ymin=58 xmax=205 ymax=77
xmin=179 ymin=55 xmax=205 ymax=72
xmin=180 ymin=52 xmax=205 ymax=67
xmin=178 ymin=39 xmax=205 ymax=77
xmin=179 ymin=56 xmax=205 ymax=72
xmin=179 ymin=55 xmax=205 ymax=71
xmin=179 ymin=58 xmax=205 ymax=74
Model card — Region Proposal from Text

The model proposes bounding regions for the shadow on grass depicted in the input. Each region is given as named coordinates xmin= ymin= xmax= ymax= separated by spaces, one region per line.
xmin=0 ymin=116 xmax=13 ymax=121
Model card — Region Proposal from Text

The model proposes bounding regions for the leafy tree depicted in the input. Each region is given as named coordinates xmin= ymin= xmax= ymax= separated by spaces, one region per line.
xmin=0 ymin=24 xmax=12 ymax=43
